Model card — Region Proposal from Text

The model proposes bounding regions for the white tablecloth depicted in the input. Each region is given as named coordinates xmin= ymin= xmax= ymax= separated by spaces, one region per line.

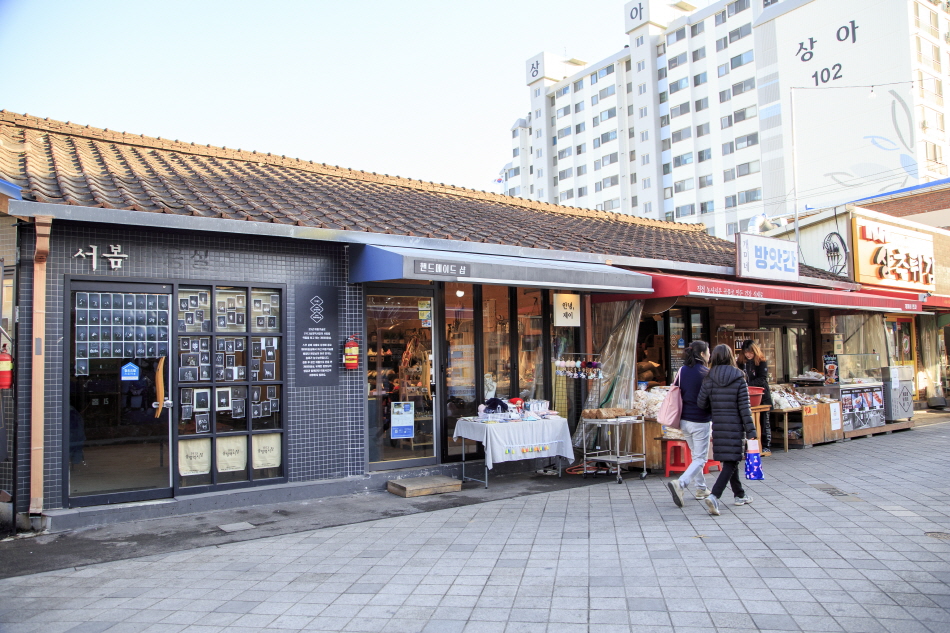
xmin=453 ymin=417 xmax=575 ymax=469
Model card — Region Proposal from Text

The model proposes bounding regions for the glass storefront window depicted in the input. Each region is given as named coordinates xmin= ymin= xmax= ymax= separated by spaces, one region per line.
xmin=482 ymin=285 xmax=511 ymax=400
xmin=446 ymin=283 xmax=476 ymax=456
xmin=517 ymin=289 xmax=544 ymax=400
xmin=177 ymin=286 xmax=212 ymax=333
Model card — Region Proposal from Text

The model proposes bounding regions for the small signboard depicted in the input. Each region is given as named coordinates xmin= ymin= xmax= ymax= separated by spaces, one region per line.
xmin=391 ymin=402 xmax=415 ymax=439
xmin=120 ymin=362 xmax=140 ymax=381
xmin=735 ymin=233 xmax=799 ymax=282
xmin=553 ymin=293 xmax=581 ymax=327
xmin=829 ymin=402 xmax=842 ymax=431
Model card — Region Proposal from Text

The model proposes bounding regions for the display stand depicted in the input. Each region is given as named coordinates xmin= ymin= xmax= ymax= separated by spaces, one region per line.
xmin=580 ymin=416 xmax=647 ymax=483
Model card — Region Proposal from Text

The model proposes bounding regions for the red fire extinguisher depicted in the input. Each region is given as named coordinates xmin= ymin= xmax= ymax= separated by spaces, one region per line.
xmin=0 ymin=344 xmax=12 ymax=389
xmin=343 ymin=335 xmax=360 ymax=370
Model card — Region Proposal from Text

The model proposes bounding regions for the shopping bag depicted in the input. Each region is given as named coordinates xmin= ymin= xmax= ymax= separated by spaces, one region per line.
xmin=656 ymin=368 xmax=684 ymax=429
xmin=744 ymin=439 xmax=764 ymax=480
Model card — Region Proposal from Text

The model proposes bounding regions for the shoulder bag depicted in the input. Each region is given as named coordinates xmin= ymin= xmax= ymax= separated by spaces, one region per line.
xmin=656 ymin=367 xmax=684 ymax=429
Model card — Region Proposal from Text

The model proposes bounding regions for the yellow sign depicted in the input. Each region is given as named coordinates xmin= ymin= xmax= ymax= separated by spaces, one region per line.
xmin=852 ymin=218 xmax=935 ymax=292
xmin=803 ymin=405 xmax=818 ymax=416
xmin=252 ymin=433 xmax=282 ymax=469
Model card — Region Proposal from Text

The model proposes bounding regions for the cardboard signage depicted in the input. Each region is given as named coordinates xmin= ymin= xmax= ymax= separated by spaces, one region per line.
xmin=852 ymin=218 xmax=935 ymax=292
xmin=735 ymin=233 xmax=799 ymax=282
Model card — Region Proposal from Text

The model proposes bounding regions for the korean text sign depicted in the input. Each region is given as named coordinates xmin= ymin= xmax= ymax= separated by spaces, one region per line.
xmin=736 ymin=233 xmax=799 ymax=282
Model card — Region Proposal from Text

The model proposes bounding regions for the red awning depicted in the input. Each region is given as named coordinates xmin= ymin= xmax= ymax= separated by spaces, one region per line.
xmin=594 ymin=273 xmax=924 ymax=313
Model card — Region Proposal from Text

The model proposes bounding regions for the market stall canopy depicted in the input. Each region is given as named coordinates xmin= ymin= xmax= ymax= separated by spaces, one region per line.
xmin=594 ymin=272 xmax=925 ymax=313
xmin=350 ymin=245 xmax=653 ymax=293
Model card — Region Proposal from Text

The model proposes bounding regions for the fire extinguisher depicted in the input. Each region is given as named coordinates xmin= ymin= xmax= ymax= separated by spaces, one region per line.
xmin=0 ymin=344 xmax=12 ymax=389
xmin=343 ymin=335 xmax=360 ymax=370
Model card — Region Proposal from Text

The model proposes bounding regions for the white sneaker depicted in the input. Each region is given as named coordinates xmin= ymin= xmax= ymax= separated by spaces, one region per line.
xmin=667 ymin=480 xmax=685 ymax=508
xmin=705 ymin=494 xmax=721 ymax=516
xmin=695 ymin=488 xmax=711 ymax=499
xmin=734 ymin=495 xmax=753 ymax=506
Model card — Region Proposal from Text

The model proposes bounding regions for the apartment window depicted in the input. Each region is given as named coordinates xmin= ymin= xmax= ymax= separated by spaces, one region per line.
xmin=577 ymin=186 xmax=588 ymax=197
xmin=736 ymin=132 xmax=758 ymax=149
xmin=699 ymin=175 xmax=713 ymax=188
xmin=599 ymin=130 xmax=617 ymax=145
xmin=719 ymin=89 xmax=732 ymax=103
xmin=639 ymin=107 xmax=648 ymax=118
xmin=626 ymin=82 xmax=633 ymax=93
xmin=629 ymin=150 xmax=637 ymax=162
xmin=726 ymin=222 xmax=738 ymax=235
xmin=737 ymin=160 xmax=760 ymax=176
xmin=577 ymin=165 xmax=588 ymax=176
xmin=636 ymin=35 xmax=644 ymax=47
xmin=661 ymin=139 xmax=672 ymax=151
xmin=715 ymin=10 xmax=727 ymax=25
xmin=642 ymin=177 xmax=652 ymax=188
xmin=598 ymin=64 xmax=615 ymax=79
xmin=916 ymin=3 xmax=940 ymax=38
xmin=644 ymin=202 xmax=653 ymax=213
xmin=574 ymin=79 xmax=584 ymax=92
xmin=630 ymin=172 xmax=638 ymax=183
xmin=556 ymin=85 xmax=570 ymax=98
xmin=730 ymin=50 xmax=754 ymax=69
xmin=763 ymin=0 xmax=778 ymax=6
xmin=590 ymin=72 xmax=598 ymax=85
xmin=637 ymin=59 xmax=646 ymax=71
xmin=667 ymin=27 xmax=687 ymax=46
xmin=574 ymin=102 xmax=585 ymax=113
xmin=669 ymin=52 xmax=688 ymax=70
xmin=924 ymin=140 xmax=943 ymax=162
xmin=659 ymin=91 xmax=669 ymax=103
xmin=695 ymin=97 xmax=709 ymax=111
xmin=576 ymin=143 xmax=586 ymax=154
xmin=536 ymin=149 xmax=542 ymax=158
xmin=601 ymin=86 xmax=617 ymax=101
xmin=627 ymin=104 xmax=635 ymax=116
xmin=660 ymin=115 xmax=670 ymax=127
xmin=672 ymin=127 xmax=692 ymax=143
xmin=631 ymin=195 xmax=638 ymax=208
xmin=698 ymin=148 xmax=712 ymax=162
xmin=665 ymin=211 xmax=674 ymax=220
xmin=529 ymin=165 xmax=533 ymax=175
xmin=604 ymin=198 xmax=621 ymax=211
xmin=536 ymin=129 xmax=543 ymax=139
xmin=557 ymin=147 xmax=573 ymax=159
xmin=693 ymin=47 xmax=706 ymax=62
xmin=700 ymin=200 xmax=715 ymax=213
xmin=669 ymin=77 xmax=689 ymax=93
xmin=641 ymin=154 xmax=651 ymax=166
xmin=691 ymin=22 xmax=705 ymax=37
xmin=727 ymin=0 xmax=750 ymax=17
xmin=738 ymin=187 xmax=761 ymax=204
xmin=575 ymin=122 xmax=586 ymax=134
xmin=508 ymin=186 xmax=520 ymax=196
xmin=625 ymin=60 xmax=632 ymax=71
xmin=721 ymin=115 xmax=733 ymax=129
xmin=673 ymin=152 xmax=693 ymax=167
xmin=724 ymin=168 xmax=736 ymax=181
xmin=657 ymin=43 xmax=667 ymax=56
xmin=537 ymin=169 xmax=544 ymax=179
xmin=559 ymin=189 xmax=574 ymax=201
xmin=638 ymin=83 xmax=647 ymax=95
xmin=725 ymin=195 xmax=737 ymax=209
xmin=676 ymin=203 xmax=696 ymax=217
xmin=602 ymin=152 xmax=619 ymax=166
xmin=640 ymin=130 xmax=650 ymax=141
xmin=551 ymin=116 xmax=556 ymax=126
xmin=629 ymin=128 xmax=636 ymax=138
xmin=671 ymin=102 xmax=691 ymax=118
xmin=718 ymin=63 xmax=730 ymax=77
xmin=594 ymin=159 xmax=602 ymax=171
xmin=729 ymin=23 xmax=752 ymax=43
xmin=512 ymin=129 xmax=520 ymax=138
xmin=537 ymin=189 xmax=544 ymax=197
xmin=733 ymin=105 xmax=757 ymax=122
xmin=599 ymin=107 xmax=617 ymax=123
xmin=557 ymin=126 xmax=571 ymax=139
xmin=697 ymin=123 xmax=710 ymax=137
xmin=674 ymin=178 xmax=694 ymax=193
xmin=658 ymin=67 xmax=668 ymax=80
xmin=530 ymin=185 xmax=534 ymax=194
xmin=595 ymin=175 xmax=619 ymax=191
xmin=723 ymin=142 xmax=735 ymax=155
xmin=694 ymin=72 xmax=707 ymax=86
xmin=550 ymin=95 xmax=556 ymax=107
xmin=664 ymin=187 xmax=674 ymax=199
xmin=507 ymin=167 xmax=520 ymax=178
xmin=591 ymin=94 xmax=599 ymax=106
xmin=716 ymin=37 xmax=728 ymax=51
xmin=513 ymin=148 xmax=520 ymax=157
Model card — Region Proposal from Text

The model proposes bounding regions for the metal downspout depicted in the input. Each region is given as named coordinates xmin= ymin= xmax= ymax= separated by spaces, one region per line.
xmin=29 ymin=217 xmax=51 ymax=515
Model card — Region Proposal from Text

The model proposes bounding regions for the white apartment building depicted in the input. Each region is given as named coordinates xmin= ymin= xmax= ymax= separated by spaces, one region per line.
xmin=502 ymin=0 xmax=950 ymax=238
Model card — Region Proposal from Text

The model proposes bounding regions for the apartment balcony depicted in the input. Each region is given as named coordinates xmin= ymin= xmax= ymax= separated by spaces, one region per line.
xmin=926 ymin=159 xmax=948 ymax=176
xmin=918 ymin=52 xmax=942 ymax=73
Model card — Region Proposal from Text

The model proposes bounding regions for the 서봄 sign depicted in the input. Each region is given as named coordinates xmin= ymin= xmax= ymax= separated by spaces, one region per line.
xmin=736 ymin=233 xmax=799 ymax=282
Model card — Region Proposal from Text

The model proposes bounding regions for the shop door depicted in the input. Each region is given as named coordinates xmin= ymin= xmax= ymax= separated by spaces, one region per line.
xmin=885 ymin=316 xmax=916 ymax=369
xmin=67 ymin=282 xmax=173 ymax=506
xmin=366 ymin=289 xmax=438 ymax=470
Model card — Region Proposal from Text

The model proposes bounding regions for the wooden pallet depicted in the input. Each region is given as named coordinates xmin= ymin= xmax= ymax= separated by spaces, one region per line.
xmin=386 ymin=475 xmax=461 ymax=498
xmin=844 ymin=419 xmax=915 ymax=440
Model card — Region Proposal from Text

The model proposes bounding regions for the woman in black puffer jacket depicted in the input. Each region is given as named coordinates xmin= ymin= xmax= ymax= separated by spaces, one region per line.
xmin=697 ymin=344 xmax=757 ymax=516
xmin=740 ymin=340 xmax=773 ymax=455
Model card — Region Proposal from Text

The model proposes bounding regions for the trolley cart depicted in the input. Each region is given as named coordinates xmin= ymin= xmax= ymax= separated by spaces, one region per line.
xmin=580 ymin=416 xmax=647 ymax=483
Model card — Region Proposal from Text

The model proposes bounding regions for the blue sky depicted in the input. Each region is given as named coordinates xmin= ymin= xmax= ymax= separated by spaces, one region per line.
xmin=0 ymin=0 xmax=645 ymax=192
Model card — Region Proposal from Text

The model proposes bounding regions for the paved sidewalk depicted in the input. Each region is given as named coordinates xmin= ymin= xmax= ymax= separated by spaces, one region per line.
xmin=2 ymin=424 xmax=950 ymax=633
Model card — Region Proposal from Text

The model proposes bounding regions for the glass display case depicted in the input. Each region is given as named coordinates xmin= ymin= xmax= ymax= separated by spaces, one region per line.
xmin=795 ymin=353 xmax=884 ymax=433
xmin=836 ymin=353 xmax=883 ymax=385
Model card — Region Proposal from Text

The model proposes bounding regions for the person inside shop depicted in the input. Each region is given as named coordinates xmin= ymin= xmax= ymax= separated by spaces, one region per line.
xmin=739 ymin=340 xmax=772 ymax=456
xmin=666 ymin=340 xmax=712 ymax=508
xmin=697 ymin=344 xmax=757 ymax=516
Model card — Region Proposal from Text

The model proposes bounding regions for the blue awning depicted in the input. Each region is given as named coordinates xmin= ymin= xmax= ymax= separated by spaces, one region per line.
xmin=349 ymin=245 xmax=652 ymax=293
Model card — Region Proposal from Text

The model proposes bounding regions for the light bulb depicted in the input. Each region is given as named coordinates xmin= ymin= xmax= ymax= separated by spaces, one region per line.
xmin=455 ymin=290 xmax=465 ymax=297
xmin=869 ymin=86 xmax=876 ymax=99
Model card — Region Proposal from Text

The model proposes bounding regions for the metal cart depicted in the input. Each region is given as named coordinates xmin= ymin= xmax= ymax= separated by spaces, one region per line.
xmin=580 ymin=416 xmax=647 ymax=483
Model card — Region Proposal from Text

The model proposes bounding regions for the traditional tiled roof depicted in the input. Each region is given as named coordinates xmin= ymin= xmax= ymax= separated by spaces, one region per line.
xmin=0 ymin=111 xmax=838 ymax=280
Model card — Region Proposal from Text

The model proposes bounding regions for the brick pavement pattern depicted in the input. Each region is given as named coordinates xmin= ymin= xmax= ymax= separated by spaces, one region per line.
xmin=2 ymin=424 xmax=950 ymax=633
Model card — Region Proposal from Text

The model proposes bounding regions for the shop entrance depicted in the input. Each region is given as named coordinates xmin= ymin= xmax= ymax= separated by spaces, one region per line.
xmin=365 ymin=289 xmax=438 ymax=470
xmin=885 ymin=315 xmax=917 ymax=393
xmin=67 ymin=282 xmax=173 ymax=506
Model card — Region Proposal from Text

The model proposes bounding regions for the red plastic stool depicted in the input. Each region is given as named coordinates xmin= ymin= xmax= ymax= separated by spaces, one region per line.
xmin=703 ymin=459 xmax=721 ymax=474
xmin=664 ymin=440 xmax=690 ymax=477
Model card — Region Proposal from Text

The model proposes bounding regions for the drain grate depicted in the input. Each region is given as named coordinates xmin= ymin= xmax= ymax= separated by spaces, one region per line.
xmin=925 ymin=532 xmax=950 ymax=540
xmin=812 ymin=484 xmax=851 ymax=497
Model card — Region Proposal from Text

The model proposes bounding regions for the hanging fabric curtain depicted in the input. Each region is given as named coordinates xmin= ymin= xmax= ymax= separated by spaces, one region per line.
xmin=588 ymin=300 xmax=644 ymax=409
xmin=919 ymin=314 xmax=941 ymax=398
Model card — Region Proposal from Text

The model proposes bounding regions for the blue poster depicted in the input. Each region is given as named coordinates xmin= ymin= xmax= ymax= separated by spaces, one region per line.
xmin=391 ymin=402 xmax=415 ymax=439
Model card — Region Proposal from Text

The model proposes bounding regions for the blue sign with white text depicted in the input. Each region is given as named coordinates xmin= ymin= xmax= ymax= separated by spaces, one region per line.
xmin=120 ymin=362 xmax=140 ymax=381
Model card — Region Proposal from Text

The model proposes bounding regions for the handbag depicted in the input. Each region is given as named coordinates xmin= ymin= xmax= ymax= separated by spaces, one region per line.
xmin=744 ymin=439 xmax=764 ymax=480
xmin=656 ymin=367 xmax=684 ymax=429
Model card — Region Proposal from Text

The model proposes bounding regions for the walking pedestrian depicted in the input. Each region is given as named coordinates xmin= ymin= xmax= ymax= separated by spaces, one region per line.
xmin=697 ymin=344 xmax=757 ymax=516
xmin=739 ymin=340 xmax=772 ymax=456
xmin=666 ymin=340 xmax=712 ymax=508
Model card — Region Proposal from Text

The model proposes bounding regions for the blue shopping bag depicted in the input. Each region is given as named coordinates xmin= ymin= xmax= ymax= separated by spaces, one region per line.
xmin=745 ymin=439 xmax=764 ymax=481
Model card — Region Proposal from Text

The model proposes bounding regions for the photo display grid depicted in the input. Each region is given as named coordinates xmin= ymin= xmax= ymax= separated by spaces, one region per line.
xmin=176 ymin=286 xmax=284 ymax=441
xmin=74 ymin=292 xmax=169 ymax=376
xmin=250 ymin=288 xmax=281 ymax=333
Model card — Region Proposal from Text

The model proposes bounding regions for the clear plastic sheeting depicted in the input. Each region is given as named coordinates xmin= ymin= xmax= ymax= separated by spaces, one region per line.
xmin=919 ymin=314 xmax=942 ymax=398
xmin=588 ymin=300 xmax=644 ymax=409
xmin=838 ymin=313 xmax=887 ymax=358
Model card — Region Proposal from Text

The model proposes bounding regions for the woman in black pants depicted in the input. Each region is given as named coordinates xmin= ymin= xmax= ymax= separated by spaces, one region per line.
xmin=697 ymin=344 xmax=757 ymax=516
xmin=739 ymin=340 xmax=772 ymax=456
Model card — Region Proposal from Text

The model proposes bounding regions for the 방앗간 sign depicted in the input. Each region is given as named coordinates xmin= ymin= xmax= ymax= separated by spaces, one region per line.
xmin=735 ymin=233 xmax=799 ymax=282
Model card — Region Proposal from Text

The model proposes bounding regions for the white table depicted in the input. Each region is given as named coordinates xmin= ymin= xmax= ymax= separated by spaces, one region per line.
xmin=453 ymin=417 xmax=575 ymax=488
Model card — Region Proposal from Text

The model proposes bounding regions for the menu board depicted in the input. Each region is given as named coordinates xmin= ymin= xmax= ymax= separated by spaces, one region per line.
xmin=295 ymin=285 xmax=339 ymax=387
xmin=840 ymin=385 xmax=885 ymax=431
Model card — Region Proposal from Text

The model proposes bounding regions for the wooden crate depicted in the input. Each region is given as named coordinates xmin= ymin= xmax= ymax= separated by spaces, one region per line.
xmin=387 ymin=475 xmax=461 ymax=498
xmin=799 ymin=403 xmax=844 ymax=445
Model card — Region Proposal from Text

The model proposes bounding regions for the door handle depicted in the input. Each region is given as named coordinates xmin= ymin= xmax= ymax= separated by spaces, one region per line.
xmin=154 ymin=357 xmax=166 ymax=418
